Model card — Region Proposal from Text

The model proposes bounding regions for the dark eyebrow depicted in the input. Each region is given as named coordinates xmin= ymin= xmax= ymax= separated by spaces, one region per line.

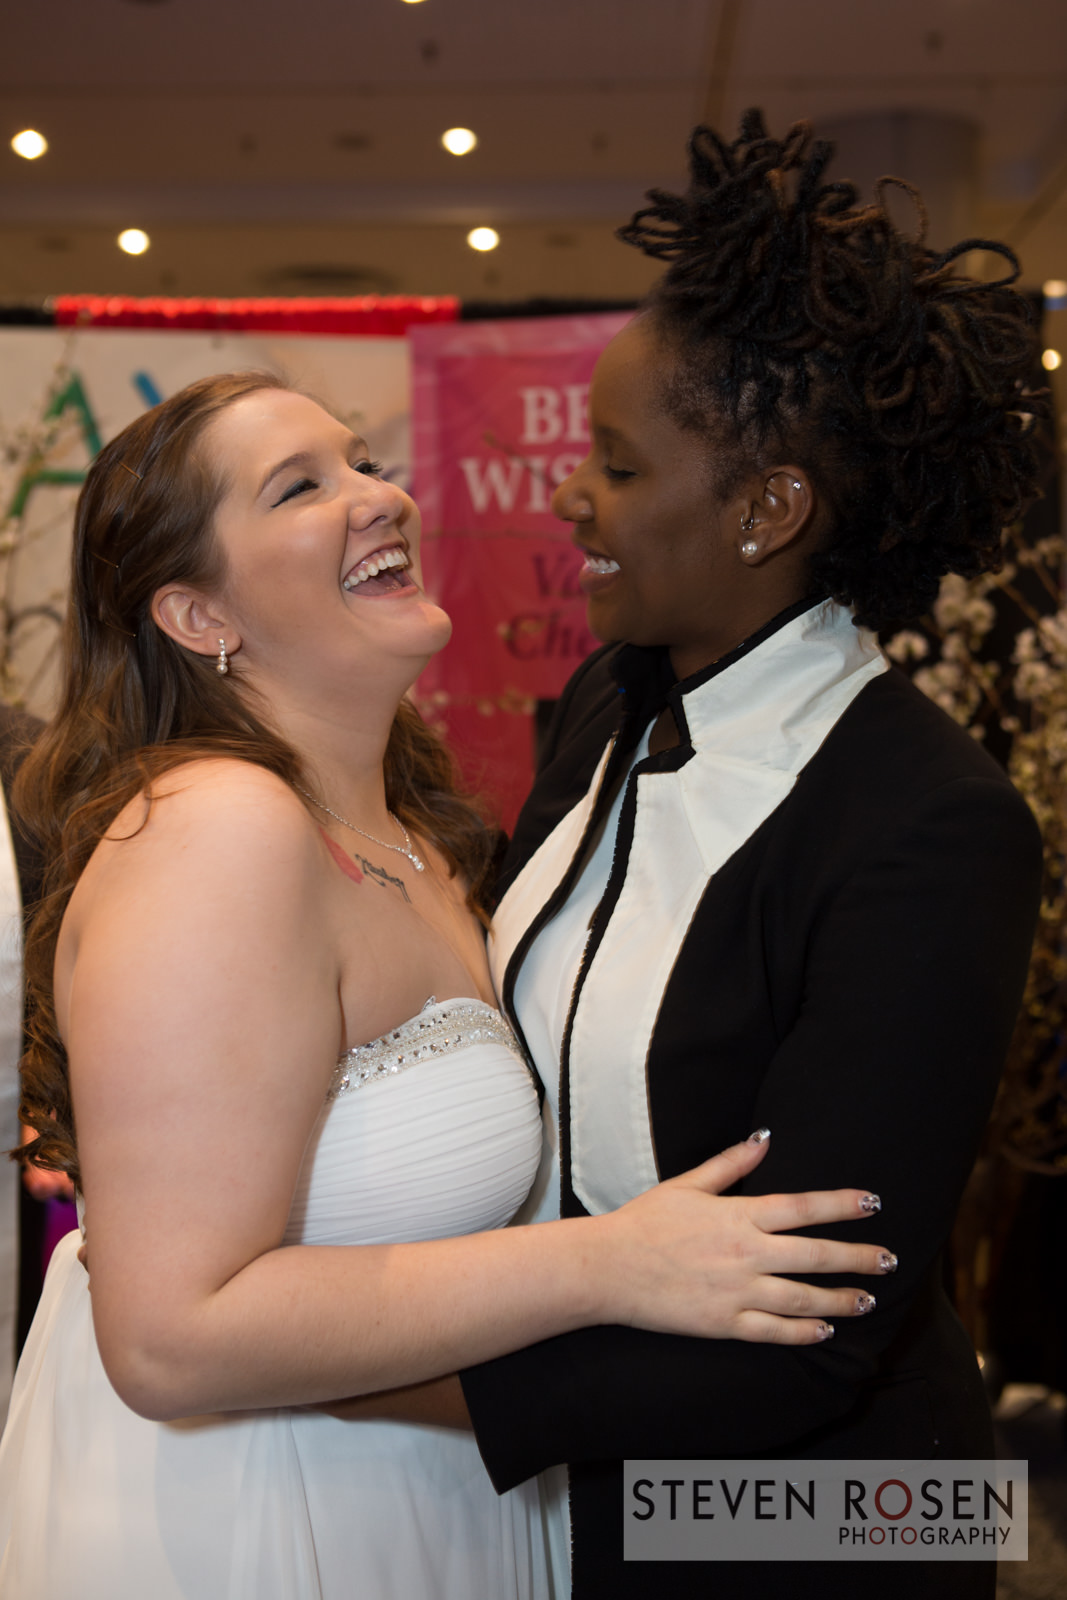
xmin=255 ymin=435 xmax=369 ymax=501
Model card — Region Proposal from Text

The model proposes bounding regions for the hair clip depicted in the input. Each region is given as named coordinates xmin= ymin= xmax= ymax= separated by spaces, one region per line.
xmin=92 ymin=551 xmax=120 ymax=570
xmin=98 ymin=616 xmax=136 ymax=639
xmin=119 ymin=462 xmax=143 ymax=482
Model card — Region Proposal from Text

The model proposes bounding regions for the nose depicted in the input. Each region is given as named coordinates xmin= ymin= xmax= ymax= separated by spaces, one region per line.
xmin=350 ymin=471 xmax=408 ymax=530
xmin=550 ymin=455 xmax=593 ymax=524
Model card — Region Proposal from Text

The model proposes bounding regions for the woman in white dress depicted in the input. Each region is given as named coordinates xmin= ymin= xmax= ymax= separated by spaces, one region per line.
xmin=0 ymin=373 xmax=890 ymax=1599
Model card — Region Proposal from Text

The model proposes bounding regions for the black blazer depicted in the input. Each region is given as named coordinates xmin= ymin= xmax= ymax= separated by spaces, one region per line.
xmin=462 ymin=636 xmax=1042 ymax=1600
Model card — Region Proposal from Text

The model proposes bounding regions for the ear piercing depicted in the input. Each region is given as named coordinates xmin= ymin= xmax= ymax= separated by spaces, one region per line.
xmin=216 ymin=639 xmax=229 ymax=676
xmin=740 ymin=486 xmax=801 ymax=559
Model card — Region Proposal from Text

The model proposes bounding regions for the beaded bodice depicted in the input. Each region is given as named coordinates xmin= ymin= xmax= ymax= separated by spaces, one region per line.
xmin=284 ymin=996 xmax=541 ymax=1250
xmin=328 ymin=998 xmax=523 ymax=1099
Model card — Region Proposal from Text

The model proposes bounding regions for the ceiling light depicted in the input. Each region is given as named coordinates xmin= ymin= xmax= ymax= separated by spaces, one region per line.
xmin=401 ymin=1 xmax=428 ymax=5
xmin=467 ymin=227 xmax=499 ymax=253
xmin=118 ymin=228 xmax=151 ymax=256
xmin=442 ymin=128 xmax=477 ymax=156
xmin=1041 ymin=348 xmax=1062 ymax=371
xmin=11 ymin=129 xmax=48 ymax=160
xmin=1043 ymin=279 xmax=1067 ymax=308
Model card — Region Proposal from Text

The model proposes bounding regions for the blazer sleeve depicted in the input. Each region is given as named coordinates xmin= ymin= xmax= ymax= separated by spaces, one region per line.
xmin=462 ymin=772 xmax=1043 ymax=1490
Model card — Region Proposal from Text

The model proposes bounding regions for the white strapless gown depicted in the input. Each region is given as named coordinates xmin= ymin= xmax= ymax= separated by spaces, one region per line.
xmin=0 ymin=999 xmax=553 ymax=1600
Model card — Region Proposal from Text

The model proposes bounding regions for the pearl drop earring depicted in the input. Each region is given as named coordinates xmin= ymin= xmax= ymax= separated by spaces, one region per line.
xmin=216 ymin=639 xmax=229 ymax=676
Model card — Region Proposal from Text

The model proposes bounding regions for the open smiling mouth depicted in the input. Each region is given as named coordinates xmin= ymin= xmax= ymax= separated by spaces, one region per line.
xmin=342 ymin=546 xmax=414 ymax=596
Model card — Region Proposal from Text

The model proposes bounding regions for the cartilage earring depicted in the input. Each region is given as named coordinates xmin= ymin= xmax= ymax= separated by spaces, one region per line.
xmin=741 ymin=540 xmax=759 ymax=559
xmin=792 ymin=480 xmax=802 ymax=490
xmin=216 ymin=638 xmax=229 ymax=676
xmin=740 ymin=511 xmax=756 ymax=532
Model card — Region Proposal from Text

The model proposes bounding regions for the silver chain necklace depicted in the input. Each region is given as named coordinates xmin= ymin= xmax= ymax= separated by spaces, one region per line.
xmin=297 ymin=786 xmax=425 ymax=872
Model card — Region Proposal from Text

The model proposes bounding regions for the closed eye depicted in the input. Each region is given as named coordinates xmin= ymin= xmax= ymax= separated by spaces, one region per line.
xmin=273 ymin=476 xmax=318 ymax=506
xmin=604 ymin=464 xmax=635 ymax=482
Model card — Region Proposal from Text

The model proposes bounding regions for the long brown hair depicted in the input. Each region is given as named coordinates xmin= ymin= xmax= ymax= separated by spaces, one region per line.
xmin=16 ymin=371 xmax=495 ymax=1186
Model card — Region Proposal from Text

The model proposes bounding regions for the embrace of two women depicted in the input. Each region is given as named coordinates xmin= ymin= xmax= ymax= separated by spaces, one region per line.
xmin=0 ymin=113 xmax=1044 ymax=1600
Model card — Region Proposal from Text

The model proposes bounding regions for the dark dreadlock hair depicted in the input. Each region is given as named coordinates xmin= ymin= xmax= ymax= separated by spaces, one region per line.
xmin=618 ymin=109 xmax=1044 ymax=627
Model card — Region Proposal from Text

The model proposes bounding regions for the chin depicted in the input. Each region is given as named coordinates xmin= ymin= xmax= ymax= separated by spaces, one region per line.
xmin=583 ymin=599 xmax=618 ymax=645
xmin=586 ymin=603 xmax=643 ymax=650
xmin=421 ymin=601 xmax=453 ymax=653
xmin=397 ymin=603 xmax=452 ymax=673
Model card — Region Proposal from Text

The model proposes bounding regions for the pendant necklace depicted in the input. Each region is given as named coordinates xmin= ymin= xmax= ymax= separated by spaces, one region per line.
xmin=297 ymin=786 xmax=426 ymax=872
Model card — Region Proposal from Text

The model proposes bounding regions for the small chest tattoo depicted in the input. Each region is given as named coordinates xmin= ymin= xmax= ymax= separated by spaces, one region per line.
xmin=352 ymin=851 xmax=411 ymax=903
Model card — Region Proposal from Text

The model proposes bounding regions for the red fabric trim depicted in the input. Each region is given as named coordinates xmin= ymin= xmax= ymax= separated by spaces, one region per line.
xmin=318 ymin=827 xmax=365 ymax=885
xmin=53 ymin=294 xmax=459 ymax=337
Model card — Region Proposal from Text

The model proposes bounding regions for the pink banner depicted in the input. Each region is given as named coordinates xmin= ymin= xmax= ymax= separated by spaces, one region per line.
xmin=411 ymin=313 xmax=630 ymax=829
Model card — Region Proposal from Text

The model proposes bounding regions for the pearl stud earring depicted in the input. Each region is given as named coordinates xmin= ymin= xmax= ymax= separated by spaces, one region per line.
xmin=741 ymin=540 xmax=759 ymax=558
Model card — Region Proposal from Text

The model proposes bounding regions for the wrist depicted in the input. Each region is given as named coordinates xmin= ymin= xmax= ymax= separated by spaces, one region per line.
xmin=559 ymin=1212 xmax=620 ymax=1329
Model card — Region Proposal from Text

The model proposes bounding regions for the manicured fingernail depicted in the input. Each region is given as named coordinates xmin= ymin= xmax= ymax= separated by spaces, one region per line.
xmin=747 ymin=1127 xmax=771 ymax=1144
xmin=859 ymin=1193 xmax=881 ymax=1214
xmin=855 ymin=1293 xmax=877 ymax=1315
xmin=878 ymin=1253 xmax=898 ymax=1274
xmin=815 ymin=1322 xmax=835 ymax=1341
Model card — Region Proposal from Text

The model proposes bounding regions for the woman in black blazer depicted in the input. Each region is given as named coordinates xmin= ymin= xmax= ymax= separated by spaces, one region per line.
xmin=460 ymin=113 xmax=1045 ymax=1599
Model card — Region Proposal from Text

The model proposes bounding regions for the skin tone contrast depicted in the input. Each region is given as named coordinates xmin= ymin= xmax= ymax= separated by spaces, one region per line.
xmin=60 ymin=389 xmax=891 ymax=1433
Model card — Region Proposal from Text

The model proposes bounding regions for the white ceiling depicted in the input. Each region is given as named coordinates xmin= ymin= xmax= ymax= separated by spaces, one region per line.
xmin=1 ymin=0 xmax=1066 ymax=302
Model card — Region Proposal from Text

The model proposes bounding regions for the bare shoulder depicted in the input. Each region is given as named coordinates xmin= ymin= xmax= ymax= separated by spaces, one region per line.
xmin=118 ymin=758 xmax=312 ymax=854
xmin=143 ymin=756 xmax=306 ymax=821
xmin=60 ymin=760 xmax=334 ymax=1030
xmin=80 ymin=759 xmax=320 ymax=915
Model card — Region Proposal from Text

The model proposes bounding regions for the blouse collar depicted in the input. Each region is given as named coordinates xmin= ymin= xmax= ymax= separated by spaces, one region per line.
xmin=611 ymin=596 xmax=886 ymax=775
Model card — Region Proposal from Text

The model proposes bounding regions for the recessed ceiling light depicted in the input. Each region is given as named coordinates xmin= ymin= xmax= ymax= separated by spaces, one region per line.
xmin=118 ymin=228 xmax=151 ymax=256
xmin=1041 ymin=348 xmax=1062 ymax=371
xmin=1043 ymin=279 xmax=1067 ymax=307
xmin=467 ymin=227 xmax=499 ymax=253
xmin=11 ymin=129 xmax=48 ymax=160
xmin=401 ymin=1 xmax=428 ymax=5
xmin=442 ymin=128 xmax=477 ymax=156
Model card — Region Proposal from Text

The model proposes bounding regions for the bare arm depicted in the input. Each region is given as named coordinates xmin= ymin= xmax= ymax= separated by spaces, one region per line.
xmin=69 ymin=764 xmax=890 ymax=1424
